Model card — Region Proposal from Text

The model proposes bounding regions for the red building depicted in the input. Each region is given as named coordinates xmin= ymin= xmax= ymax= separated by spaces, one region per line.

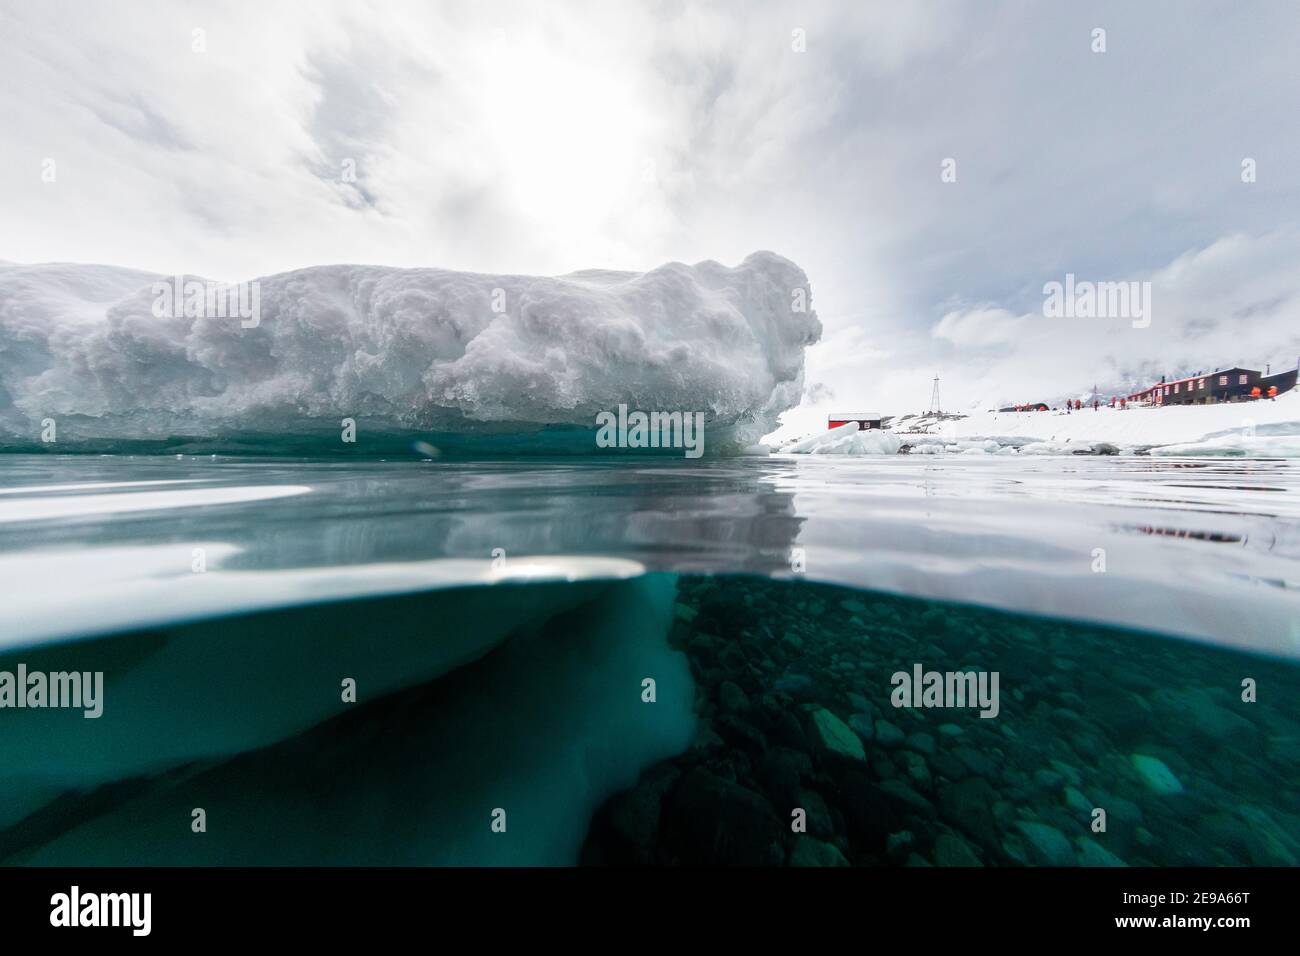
xmin=827 ymin=412 xmax=882 ymax=430
xmin=1127 ymin=366 xmax=1296 ymax=406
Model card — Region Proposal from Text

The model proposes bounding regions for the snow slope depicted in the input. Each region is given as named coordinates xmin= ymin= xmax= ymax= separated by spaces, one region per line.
xmin=0 ymin=253 xmax=820 ymax=453
xmin=930 ymin=392 xmax=1300 ymax=451
xmin=775 ymin=390 xmax=1300 ymax=456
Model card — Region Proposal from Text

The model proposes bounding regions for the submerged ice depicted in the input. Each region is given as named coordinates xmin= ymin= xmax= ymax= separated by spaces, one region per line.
xmin=0 ymin=571 xmax=696 ymax=860
xmin=0 ymin=253 xmax=820 ymax=453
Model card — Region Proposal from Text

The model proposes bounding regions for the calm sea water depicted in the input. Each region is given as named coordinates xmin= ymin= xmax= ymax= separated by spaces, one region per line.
xmin=0 ymin=453 xmax=1297 ymax=865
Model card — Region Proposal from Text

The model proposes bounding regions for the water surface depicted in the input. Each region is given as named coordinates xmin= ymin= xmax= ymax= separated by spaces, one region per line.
xmin=1 ymin=453 xmax=1297 ymax=866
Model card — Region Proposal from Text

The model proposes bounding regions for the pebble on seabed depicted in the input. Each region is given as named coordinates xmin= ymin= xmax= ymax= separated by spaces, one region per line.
xmin=581 ymin=576 xmax=1300 ymax=867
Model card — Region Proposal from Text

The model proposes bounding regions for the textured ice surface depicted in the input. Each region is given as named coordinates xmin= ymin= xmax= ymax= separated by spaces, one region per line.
xmin=781 ymin=421 xmax=902 ymax=455
xmin=0 ymin=253 xmax=820 ymax=454
xmin=1148 ymin=433 xmax=1300 ymax=457
xmin=0 ymin=570 xmax=694 ymax=853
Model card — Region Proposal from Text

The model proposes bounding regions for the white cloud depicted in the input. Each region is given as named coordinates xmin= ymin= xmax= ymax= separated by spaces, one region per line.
xmin=2 ymin=0 xmax=1298 ymax=419
xmin=932 ymin=306 xmax=1033 ymax=348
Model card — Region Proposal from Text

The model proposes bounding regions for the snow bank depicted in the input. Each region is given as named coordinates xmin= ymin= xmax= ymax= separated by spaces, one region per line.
xmin=782 ymin=421 xmax=902 ymax=455
xmin=0 ymin=253 xmax=820 ymax=454
xmin=777 ymin=395 xmax=1300 ymax=457
xmin=1148 ymin=433 xmax=1300 ymax=457
xmin=932 ymin=394 xmax=1300 ymax=450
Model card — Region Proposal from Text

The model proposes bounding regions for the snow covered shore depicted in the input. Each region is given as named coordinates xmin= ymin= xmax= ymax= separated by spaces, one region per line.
xmin=0 ymin=253 xmax=821 ymax=453
xmin=779 ymin=390 xmax=1300 ymax=456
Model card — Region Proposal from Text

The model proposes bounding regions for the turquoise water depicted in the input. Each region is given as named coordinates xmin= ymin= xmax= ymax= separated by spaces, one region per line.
xmin=0 ymin=453 xmax=1298 ymax=865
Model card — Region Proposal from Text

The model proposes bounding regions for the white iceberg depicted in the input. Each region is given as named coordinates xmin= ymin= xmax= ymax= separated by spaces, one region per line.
xmin=781 ymin=421 xmax=902 ymax=455
xmin=0 ymin=252 xmax=820 ymax=454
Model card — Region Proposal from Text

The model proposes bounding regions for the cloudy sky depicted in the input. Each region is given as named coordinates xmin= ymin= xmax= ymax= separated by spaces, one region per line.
xmin=3 ymin=0 xmax=1299 ymax=422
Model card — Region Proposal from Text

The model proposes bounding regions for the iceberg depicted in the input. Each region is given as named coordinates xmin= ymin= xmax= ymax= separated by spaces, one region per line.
xmin=780 ymin=421 xmax=902 ymax=455
xmin=0 ymin=253 xmax=820 ymax=455
xmin=0 ymin=565 xmax=696 ymax=857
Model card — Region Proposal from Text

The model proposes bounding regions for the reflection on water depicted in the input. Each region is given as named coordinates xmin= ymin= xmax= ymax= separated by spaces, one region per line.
xmin=0 ymin=483 xmax=309 ymax=524
xmin=0 ymin=454 xmax=1298 ymax=656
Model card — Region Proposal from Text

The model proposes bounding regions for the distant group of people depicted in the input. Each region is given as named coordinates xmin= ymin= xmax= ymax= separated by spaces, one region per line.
xmin=1063 ymin=398 xmax=1103 ymax=414
xmin=1052 ymin=381 xmax=1280 ymax=414
xmin=1060 ymin=385 xmax=1278 ymax=412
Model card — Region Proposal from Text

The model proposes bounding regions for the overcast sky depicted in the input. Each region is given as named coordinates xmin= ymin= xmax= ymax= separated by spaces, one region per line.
xmin=3 ymin=0 xmax=1299 ymax=418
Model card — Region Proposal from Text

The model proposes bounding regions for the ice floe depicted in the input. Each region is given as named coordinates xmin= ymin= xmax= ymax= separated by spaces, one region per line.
xmin=780 ymin=421 xmax=903 ymax=455
xmin=0 ymin=253 xmax=820 ymax=454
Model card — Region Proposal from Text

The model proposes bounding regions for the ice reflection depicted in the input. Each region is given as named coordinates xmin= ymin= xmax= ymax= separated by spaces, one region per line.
xmin=0 ymin=454 xmax=1298 ymax=658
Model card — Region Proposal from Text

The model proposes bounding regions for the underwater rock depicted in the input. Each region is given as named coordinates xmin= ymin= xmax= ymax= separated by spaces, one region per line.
xmin=719 ymin=680 xmax=750 ymax=714
xmin=768 ymin=708 xmax=809 ymax=750
xmin=667 ymin=767 xmax=786 ymax=866
xmin=1033 ymin=769 xmax=1065 ymax=792
xmin=951 ymin=746 xmax=999 ymax=778
xmin=906 ymin=732 xmax=936 ymax=755
xmin=1201 ymin=811 xmax=1297 ymax=866
xmin=808 ymin=708 xmax=867 ymax=762
xmin=886 ymin=830 xmax=916 ymax=862
xmin=774 ymin=673 xmax=815 ymax=699
xmin=939 ymin=776 xmax=1001 ymax=850
xmin=1013 ymin=821 xmax=1076 ymax=866
xmin=1152 ymin=688 xmax=1257 ymax=747
xmin=874 ymin=719 xmax=905 ymax=748
xmin=900 ymin=752 xmax=934 ymax=791
xmin=838 ymin=772 xmax=903 ymax=845
xmin=933 ymin=832 xmax=983 ymax=867
xmin=604 ymin=765 xmax=682 ymax=860
xmin=796 ymin=788 xmax=837 ymax=840
xmin=1130 ymin=754 xmax=1184 ymax=794
xmin=929 ymin=752 xmax=968 ymax=782
xmin=848 ymin=713 xmax=876 ymax=743
xmin=790 ymin=837 xmax=850 ymax=867
xmin=715 ymin=714 xmax=767 ymax=755
xmin=755 ymin=747 xmax=813 ymax=809
xmin=1049 ymin=759 xmax=1082 ymax=787
xmin=878 ymin=778 xmax=935 ymax=815
xmin=1074 ymin=837 xmax=1127 ymax=867
xmin=1063 ymin=786 xmax=1094 ymax=818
